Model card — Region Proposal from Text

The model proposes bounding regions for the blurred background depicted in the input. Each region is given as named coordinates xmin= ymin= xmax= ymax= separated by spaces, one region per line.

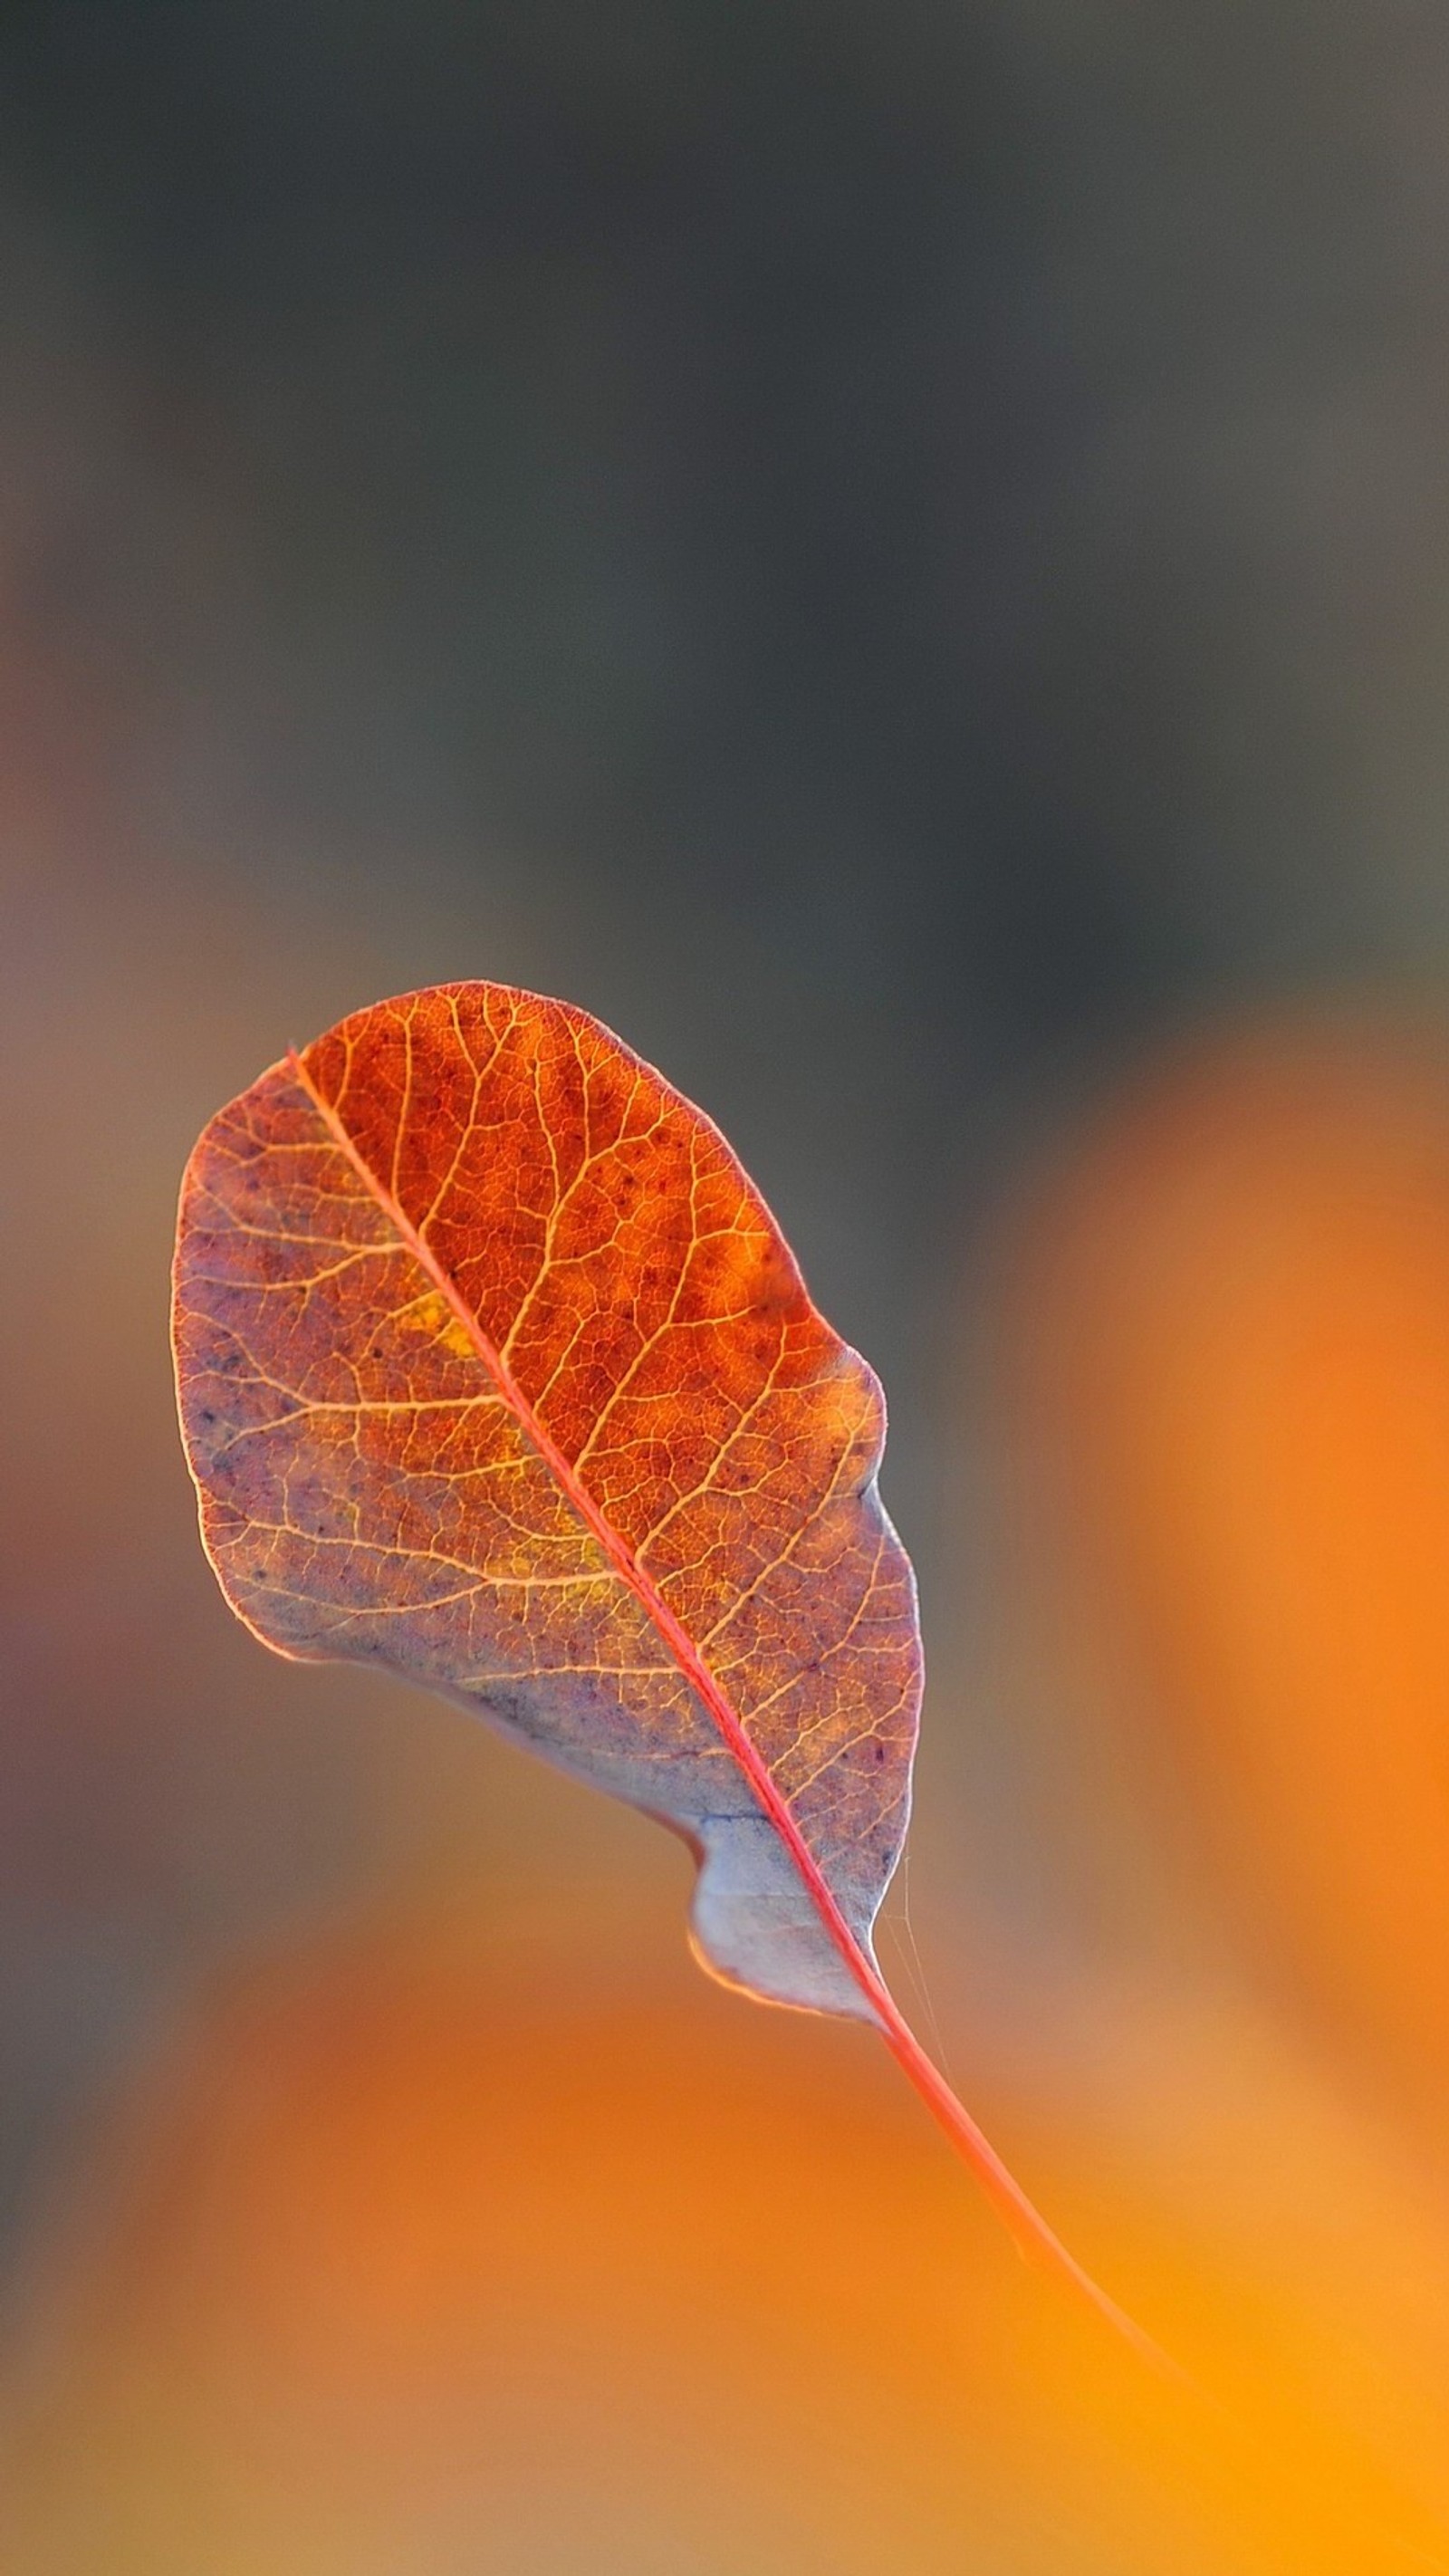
xmin=5 ymin=3 xmax=1449 ymax=2566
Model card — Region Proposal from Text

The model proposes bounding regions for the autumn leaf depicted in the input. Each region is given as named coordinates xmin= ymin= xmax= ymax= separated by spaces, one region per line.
xmin=170 ymin=981 xmax=1153 ymax=2351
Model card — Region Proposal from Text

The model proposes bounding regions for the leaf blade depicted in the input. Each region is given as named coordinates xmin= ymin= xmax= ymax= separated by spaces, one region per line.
xmin=174 ymin=983 xmax=920 ymax=2019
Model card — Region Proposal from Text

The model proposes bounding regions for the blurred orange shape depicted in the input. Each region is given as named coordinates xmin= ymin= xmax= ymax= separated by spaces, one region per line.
xmin=1006 ymin=1019 xmax=1449 ymax=2097
xmin=0 ymin=1906 xmax=1432 ymax=2576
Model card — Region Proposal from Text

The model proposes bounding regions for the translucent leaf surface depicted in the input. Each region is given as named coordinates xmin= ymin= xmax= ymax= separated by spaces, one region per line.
xmin=173 ymin=983 xmax=919 ymax=2016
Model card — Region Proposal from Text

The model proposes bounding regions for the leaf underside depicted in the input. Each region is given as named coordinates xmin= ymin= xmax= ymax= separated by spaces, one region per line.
xmin=172 ymin=983 xmax=923 ymax=2020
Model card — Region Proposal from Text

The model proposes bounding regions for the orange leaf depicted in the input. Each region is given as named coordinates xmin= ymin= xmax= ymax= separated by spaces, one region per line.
xmin=171 ymin=982 xmax=1155 ymax=2350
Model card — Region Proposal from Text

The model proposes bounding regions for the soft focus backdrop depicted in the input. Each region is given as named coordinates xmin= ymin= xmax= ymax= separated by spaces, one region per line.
xmin=5 ymin=5 xmax=1449 ymax=2568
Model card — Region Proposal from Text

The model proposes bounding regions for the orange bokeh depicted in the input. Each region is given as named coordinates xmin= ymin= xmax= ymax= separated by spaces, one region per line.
xmin=5 ymin=1892 xmax=1445 ymax=2576
xmin=1001 ymin=1019 xmax=1449 ymax=2102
